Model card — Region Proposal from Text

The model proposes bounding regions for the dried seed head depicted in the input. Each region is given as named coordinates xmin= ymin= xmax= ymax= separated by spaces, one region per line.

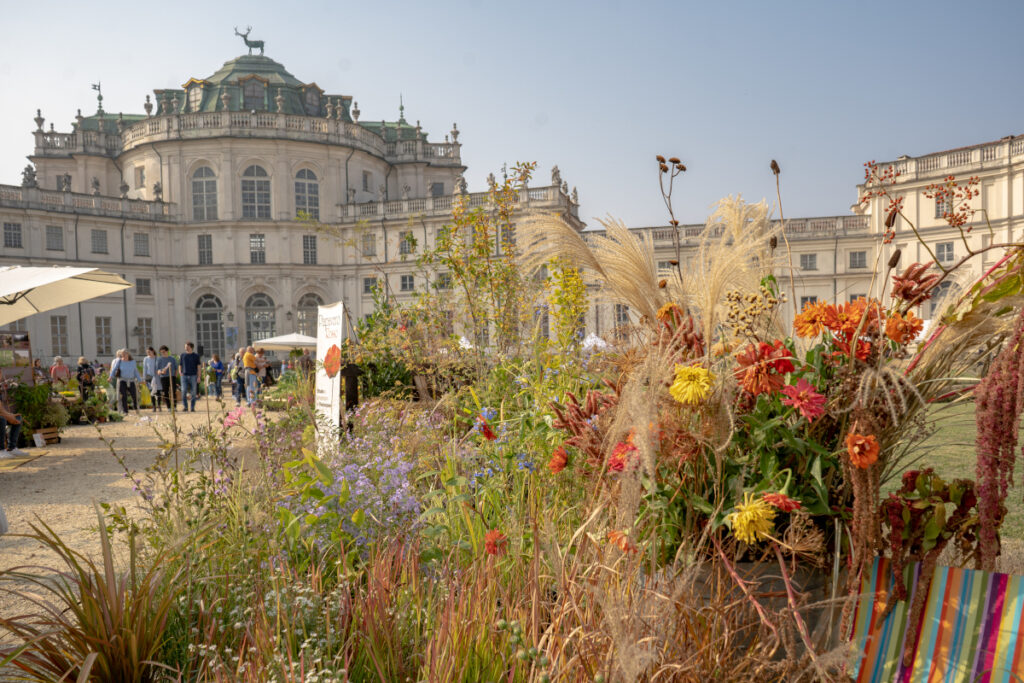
xmin=656 ymin=155 xmax=666 ymax=163
xmin=885 ymin=207 xmax=899 ymax=228
xmin=668 ymin=157 xmax=681 ymax=164
xmin=770 ymin=159 xmax=781 ymax=175
xmin=669 ymin=259 xmax=679 ymax=266
xmin=660 ymin=164 xmax=669 ymax=173
xmin=769 ymin=235 xmax=778 ymax=250
xmin=676 ymin=163 xmax=687 ymax=172
xmin=888 ymin=249 xmax=902 ymax=269
xmin=659 ymin=279 xmax=668 ymax=289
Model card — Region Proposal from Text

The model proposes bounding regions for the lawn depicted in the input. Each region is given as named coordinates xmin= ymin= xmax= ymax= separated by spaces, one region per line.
xmin=892 ymin=399 xmax=1024 ymax=568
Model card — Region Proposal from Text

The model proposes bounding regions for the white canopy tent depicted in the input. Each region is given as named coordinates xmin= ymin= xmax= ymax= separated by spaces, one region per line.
xmin=251 ymin=332 xmax=318 ymax=351
xmin=0 ymin=266 xmax=131 ymax=327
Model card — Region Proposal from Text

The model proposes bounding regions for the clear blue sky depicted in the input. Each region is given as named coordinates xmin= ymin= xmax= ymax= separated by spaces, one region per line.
xmin=1 ymin=0 xmax=1022 ymax=226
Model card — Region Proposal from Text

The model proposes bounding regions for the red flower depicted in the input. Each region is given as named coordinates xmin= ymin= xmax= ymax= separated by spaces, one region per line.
xmin=780 ymin=378 xmax=826 ymax=421
xmin=608 ymin=433 xmax=637 ymax=472
xmin=761 ymin=492 xmax=802 ymax=512
xmin=607 ymin=529 xmax=638 ymax=553
xmin=484 ymin=529 xmax=507 ymax=556
xmin=846 ymin=432 xmax=880 ymax=469
xmin=767 ymin=340 xmax=795 ymax=374
xmin=479 ymin=419 xmax=496 ymax=441
xmin=548 ymin=446 xmax=568 ymax=474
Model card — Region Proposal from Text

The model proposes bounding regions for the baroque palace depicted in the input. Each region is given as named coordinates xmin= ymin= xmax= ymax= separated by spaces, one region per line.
xmin=0 ymin=39 xmax=1020 ymax=360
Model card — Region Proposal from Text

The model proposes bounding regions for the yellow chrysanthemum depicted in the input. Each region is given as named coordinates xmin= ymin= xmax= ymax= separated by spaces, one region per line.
xmin=727 ymin=491 xmax=776 ymax=544
xmin=668 ymin=365 xmax=713 ymax=405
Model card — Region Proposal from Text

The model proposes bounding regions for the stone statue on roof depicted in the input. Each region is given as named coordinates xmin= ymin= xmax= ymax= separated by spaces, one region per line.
xmin=21 ymin=165 xmax=37 ymax=189
xmin=551 ymin=165 xmax=561 ymax=187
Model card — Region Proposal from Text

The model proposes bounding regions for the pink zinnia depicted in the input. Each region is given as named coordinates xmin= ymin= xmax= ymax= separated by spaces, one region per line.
xmin=223 ymin=406 xmax=246 ymax=430
xmin=780 ymin=378 xmax=826 ymax=421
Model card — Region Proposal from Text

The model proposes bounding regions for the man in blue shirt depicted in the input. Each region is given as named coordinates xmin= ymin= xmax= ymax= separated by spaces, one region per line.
xmin=178 ymin=342 xmax=202 ymax=412
xmin=154 ymin=346 xmax=178 ymax=411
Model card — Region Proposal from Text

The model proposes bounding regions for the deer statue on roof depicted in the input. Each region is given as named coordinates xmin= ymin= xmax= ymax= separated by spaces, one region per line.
xmin=234 ymin=26 xmax=265 ymax=55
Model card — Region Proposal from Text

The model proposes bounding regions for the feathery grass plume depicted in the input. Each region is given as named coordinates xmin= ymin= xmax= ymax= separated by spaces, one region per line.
xmin=517 ymin=213 xmax=665 ymax=323
xmin=678 ymin=196 xmax=785 ymax=347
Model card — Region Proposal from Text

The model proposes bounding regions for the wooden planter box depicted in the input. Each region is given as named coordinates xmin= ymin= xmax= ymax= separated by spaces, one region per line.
xmin=34 ymin=427 xmax=60 ymax=445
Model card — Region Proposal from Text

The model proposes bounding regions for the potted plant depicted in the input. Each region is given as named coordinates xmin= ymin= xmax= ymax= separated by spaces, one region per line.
xmin=10 ymin=383 xmax=69 ymax=445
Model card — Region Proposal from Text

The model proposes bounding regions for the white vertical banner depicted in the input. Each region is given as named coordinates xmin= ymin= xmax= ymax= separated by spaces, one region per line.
xmin=315 ymin=301 xmax=345 ymax=435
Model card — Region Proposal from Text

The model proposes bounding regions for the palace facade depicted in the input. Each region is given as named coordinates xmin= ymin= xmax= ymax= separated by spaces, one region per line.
xmin=0 ymin=47 xmax=581 ymax=360
xmin=1 ymin=43 xmax=1020 ymax=360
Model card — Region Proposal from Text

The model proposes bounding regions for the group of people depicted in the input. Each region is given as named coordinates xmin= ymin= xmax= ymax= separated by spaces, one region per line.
xmin=229 ymin=346 xmax=273 ymax=407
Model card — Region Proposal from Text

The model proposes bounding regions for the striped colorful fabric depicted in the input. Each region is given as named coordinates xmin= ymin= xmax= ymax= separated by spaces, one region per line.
xmin=850 ymin=556 xmax=1024 ymax=682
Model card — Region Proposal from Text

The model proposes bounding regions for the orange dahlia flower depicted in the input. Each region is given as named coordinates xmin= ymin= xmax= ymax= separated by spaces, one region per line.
xmin=845 ymin=432 xmax=880 ymax=469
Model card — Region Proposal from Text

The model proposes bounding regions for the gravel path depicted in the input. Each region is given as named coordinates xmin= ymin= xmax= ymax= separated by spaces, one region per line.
xmin=0 ymin=399 xmax=235 ymax=619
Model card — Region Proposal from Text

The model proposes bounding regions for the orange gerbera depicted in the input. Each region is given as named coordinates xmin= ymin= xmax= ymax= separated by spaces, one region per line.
xmin=793 ymin=301 xmax=829 ymax=338
xmin=548 ymin=446 xmax=568 ymax=474
xmin=484 ymin=529 xmax=508 ymax=556
xmin=845 ymin=432 xmax=880 ymax=469
xmin=885 ymin=310 xmax=924 ymax=344
xmin=608 ymin=434 xmax=637 ymax=472
xmin=734 ymin=342 xmax=785 ymax=396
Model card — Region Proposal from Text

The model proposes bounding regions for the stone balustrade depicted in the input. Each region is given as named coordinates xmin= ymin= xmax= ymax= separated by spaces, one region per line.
xmin=622 ymin=214 xmax=869 ymax=245
xmin=878 ymin=137 xmax=1024 ymax=181
xmin=34 ymin=112 xmax=462 ymax=165
xmin=0 ymin=185 xmax=172 ymax=220
xmin=341 ymin=185 xmax=577 ymax=221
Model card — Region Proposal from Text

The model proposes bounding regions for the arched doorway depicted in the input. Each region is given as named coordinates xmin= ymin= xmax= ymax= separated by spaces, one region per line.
xmin=245 ymin=293 xmax=276 ymax=346
xmin=296 ymin=292 xmax=323 ymax=337
xmin=195 ymin=294 xmax=225 ymax=358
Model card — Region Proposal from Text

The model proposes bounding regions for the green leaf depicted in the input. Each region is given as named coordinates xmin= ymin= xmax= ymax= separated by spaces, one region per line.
xmin=351 ymin=509 xmax=365 ymax=527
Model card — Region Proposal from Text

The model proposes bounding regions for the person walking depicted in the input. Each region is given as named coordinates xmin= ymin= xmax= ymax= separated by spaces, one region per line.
xmin=142 ymin=347 xmax=158 ymax=411
xmin=243 ymin=346 xmax=259 ymax=407
xmin=179 ymin=342 xmax=201 ymax=412
xmin=155 ymin=346 xmax=177 ymax=411
xmin=0 ymin=397 xmax=24 ymax=459
xmin=208 ymin=353 xmax=225 ymax=400
xmin=76 ymin=356 xmax=96 ymax=402
xmin=49 ymin=356 xmax=71 ymax=385
xmin=232 ymin=347 xmax=246 ymax=406
xmin=117 ymin=351 xmax=141 ymax=414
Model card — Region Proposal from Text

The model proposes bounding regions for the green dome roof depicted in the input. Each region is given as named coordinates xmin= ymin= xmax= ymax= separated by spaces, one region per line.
xmin=204 ymin=55 xmax=304 ymax=88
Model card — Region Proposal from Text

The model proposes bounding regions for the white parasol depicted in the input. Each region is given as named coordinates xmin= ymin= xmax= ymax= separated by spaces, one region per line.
xmin=251 ymin=332 xmax=318 ymax=350
xmin=0 ymin=265 xmax=131 ymax=326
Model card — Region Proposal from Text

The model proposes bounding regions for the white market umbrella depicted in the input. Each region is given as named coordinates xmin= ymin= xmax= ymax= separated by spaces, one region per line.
xmin=0 ymin=265 xmax=131 ymax=326
xmin=252 ymin=332 xmax=318 ymax=351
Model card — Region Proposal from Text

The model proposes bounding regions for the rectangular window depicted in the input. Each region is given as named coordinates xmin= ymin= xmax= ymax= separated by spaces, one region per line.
xmin=399 ymin=230 xmax=414 ymax=255
xmin=91 ymin=229 xmax=108 ymax=254
xmin=436 ymin=272 xmax=452 ymax=290
xmin=50 ymin=315 xmax=68 ymax=356
xmin=136 ymin=317 xmax=153 ymax=353
xmin=849 ymin=294 xmax=866 ymax=303
xmin=935 ymin=196 xmax=953 ymax=219
xmin=799 ymin=253 xmax=817 ymax=271
xmin=302 ymin=234 xmax=317 ymax=265
xmin=3 ymin=222 xmax=22 ymax=249
xmin=436 ymin=226 xmax=450 ymax=245
xmin=135 ymin=166 xmax=145 ymax=189
xmin=849 ymin=250 xmax=867 ymax=269
xmin=615 ymin=303 xmax=630 ymax=326
xmin=46 ymin=225 xmax=64 ymax=251
xmin=133 ymin=232 xmax=150 ymax=257
xmin=657 ymin=260 xmax=672 ymax=273
xmin=249 ymin=233 xmax=266 ymax=264
xmin=136 ymin=278 xmax=152 ymax=296
xmin=800 ymin=295 xmax=819 ymax=309
xmin=936 ymin=241 xmax=955 ymax=264
xmin=363 ymin=277 xmax=377 ymax=294
xmin=362 ymin=170 xmax=372 ymax=192
xmin=400 ymin=274 xmax=414 ymax=291
xmin=361 ymin=232 xmax=376 ymax=257
xmin=430 ymin=182 xmax=444 ymax=198
xmin=95 ymin=316 xmax=113 ymax=356
xmin=197 ymin=234 xmax=213 ymax=265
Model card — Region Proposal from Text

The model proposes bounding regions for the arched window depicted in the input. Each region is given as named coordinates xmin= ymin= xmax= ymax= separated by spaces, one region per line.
xmin=296 ymin=293 xmax=323 ymax=336
xmin=929 ymin=281 xmax=958 ymax=318
xmin=192 ymin=167 xmax=217 ymax=221
xmin=188 ymin=85 xmax=203 ymax=112
xmin=242 ymin=79 xmax=265 ymax=111
xmin=245 ymin=293 xmax=276 ymax=346
xmin=295 ymin=169 xmax=319 ymax=220
xmin=241 ymin=165 xmax=270 ymax=219
xmin=195 ymin=294 xmax=225 ymax=359
xmin=304 ymin=88 xmax=321 ymax=116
